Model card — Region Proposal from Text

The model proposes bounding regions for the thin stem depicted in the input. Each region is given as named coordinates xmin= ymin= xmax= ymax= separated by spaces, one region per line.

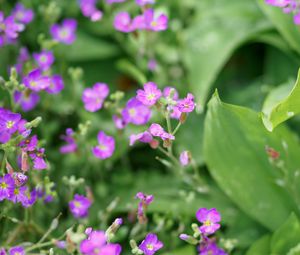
xmin=157 ymin=146 xmax=179 ymax=166
xmin=172 ymin=122 xmax=182 ymax=136
xmin=1 ymin=150 xmax=7 ymax=174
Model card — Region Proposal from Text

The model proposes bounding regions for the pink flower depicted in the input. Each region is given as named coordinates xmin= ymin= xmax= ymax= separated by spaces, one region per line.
xmin=177 ymin=93 xmax=195 ymax=113
xmin=196 ymin=208 xmax=221 ymax=235
xmin=92 ymin=131 xmax=115 ymax=159
xmin=114 ymin=12 xmax=133 ymax=33
xmin=82 ymin=83 xmax=109 ymax=112
xmin=139 ymin=233 xmax=163 ymax=255
xmin=149 ymin=123 xmax=174 ymax=140
xmin=69 ymin=194 xmax=91 ymax=218
xmin=122 ymin=98 xmax=151 ymax=125
xmin=179 ymin=151 xmax=191 ymax=166
xmin=129 ymin=131 xmax=153 ymax=146
xmin=136 ymin=82 xmax=162 ymax=106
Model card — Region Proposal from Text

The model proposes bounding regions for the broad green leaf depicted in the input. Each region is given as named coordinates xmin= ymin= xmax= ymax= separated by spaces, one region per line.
xmin=65 ymin=31 xmax=120 ymax=62
xmin=262 ymin=70 xmax=300 ymax=131
xmin=184 ymin=0 xmax=271 ymax=105
xmin=163 ymin=245 xmax=195 ymax=255
xmin=246 ymin=235 xmax=271 ymax=255
xmin=203 ymin=91 xmax=299 ymax=230
xmin=257 ymin=0 xmax=300 ymax=54
xmin=271 ymin=213 xmax=300 ymax=254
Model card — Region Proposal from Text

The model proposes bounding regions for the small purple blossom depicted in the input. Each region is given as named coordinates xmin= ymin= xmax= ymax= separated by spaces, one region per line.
xmin=0 ymin=174 xmax=15 ymax=201
xmin=46 ymin=74 xmax=64 ymax=94
xmin=0 ymin=248 xmax=6 ymax=255
xmin=130 ymin=131 xmax=153 ymax=146
xmin=50 ymin=19 xmax=77 ymax=44
xmin=179 ymin=151 xmax=191 ymax=166
xmin=113 ymin=115 xmax=127 ymax=129
xmin=92 ymin=131 xmax=115 ymax=159
xmin=136 ymin=82 xmax=162 ymax=106
xmin=177 ymin=93 xmax=195 ymax=113
xmin=19 ymin=135 xmax=38 ymax=152
xmin=163 ymin=87 xmax=179 ymax=101
xmin=9 ymin=246 xmax=25 ymax=255
xmin=12 ymin=3 xmax=34 ymax=24
xmin=148 ymin=59 xmax=157 ymax=71
xmin=29 ymin=148 xmax=47 ymax=170
xmin=0 ymin=109 xmax=22 ymax=143
xmin=198 ymin=240 xmax=228 ymax=255
xmin=13 ymin=172 xmax=28 ymax=186
xmin=143 ymin=9 xmax=168 ymax=31
xmin=82 ymin=83 xmax=109 ymax=112
xmin=196 ymin=208 xmax=221 ymax=235
xmin=114 ymin=12 xmax=133 ymax=33
xmin=23 ymin=69 xmax=51 ymax=92
xmin=60 ymin=128 xmax=77 ymax=154
xmin=80 ymin=230 xmax=122 ymax=255
xmin=265 ymin=0 xmax=291 ymax=7
xmin=136 ymin=0 xmax=155 ymax=6
xmin=14 ymin=91 xmax=40 ymax=112
xmin=0 ymin=12 xmax=24 ymax=40
xmin=79 ymin=0 xmax=103 ymax=21
xmin=136 ymin=192 xmax=154 ymax=220
xmin=22 ymin=188 xmax=37 ymax=207
xmin=15 ymin=47 xmax=30 ymax=74
xmin=8 ymin=185 xmax=27 ymax=204
xmin=122 ymin=98 xmax=151 ymax=125
xmin=149 ymin=123 xmax=175 ymax=140
xmin=33 ymin=50 xmax=55 ymax=71
xmin=139 ymin=233 xmax=163 ymax=255
xmin=69 ymin=194 xmax=92 ymax=218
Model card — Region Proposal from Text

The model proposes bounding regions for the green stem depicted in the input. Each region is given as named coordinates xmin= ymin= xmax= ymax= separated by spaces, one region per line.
xmin=172 ymin=122 xmax=182 ymax=136
xmin=1 ymin=150 xmax=7 ymax=174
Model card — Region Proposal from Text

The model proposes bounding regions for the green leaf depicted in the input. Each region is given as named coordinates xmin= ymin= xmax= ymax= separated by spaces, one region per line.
xmin=246 ymin=235 xmax=271 ymax=255
xmin=257 ymin=0 xmax=300 ymax=54
xmin=184 ymin=0 xmax=271 ymax=105
xmin=262 ymin=69 xmax=300 ymax=131
xmin=163 ymin=245 xmax=195 ymax=255
xmin=203 ymin=91 xmax=298 ymax=230
xmin=65 ymin=31 xmax=120 ymax=62
xmin=271 ymin=213 xmax=300 ymax=254
xmin=116 ymin=59 xmax=147 ymax=85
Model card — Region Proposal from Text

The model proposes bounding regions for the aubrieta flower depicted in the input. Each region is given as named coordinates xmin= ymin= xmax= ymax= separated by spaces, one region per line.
xmin=82 ymin=83 xmax=109 ymax=112
xmin=60 ymin=128 xmax=77 ymax=154
xmin=22 ymin=188 xmax=37 ymax=207
xmin=177 ymin=93 xmax=195 ymax=113
xmin=113 ymin=115 xmax=127 ymax=129
xmin=13 ymin=172 xmax=28 ymax=186
xmin=46 ymin=75 xmax=64 ymax=94
xmin=0 ymin=174 xmax=15 ymax=201
xmin=80 ymin=230 xmax=122 ymax=255
xmin=92 ymin=131 xmax=115 ymax=159
xmin=136 ymin=0 xmax=155 ymax=6
xmin=122 ymin=98 xmax=151 ymax=125
xmin=50 ymin=19 xmax=77 ymax=44
xmin=163 ymin=86 xmax=179 ymax=101
xmin=33 ymin=50 xmax=55 ymax=71
xmin=14 ymin=91 xmax=40 ymax=112
xmin=8 ymin=185 xmax=27 ymax=204
xmin=136 ymin=82 xmax=162 ymax=106
xmin=12 ymin=3 xmax=34 ymax=24
xmin=143 ymin=9 xmax=168 ymax=31
xmin=0 ymin=12 xmax=24 ymax=40
xmin=136 ymin=192 xmax=154 ymax=220
xmin=130 ymin=131 xmax=153 ymax=146
xmin=9 ymin=246 xmax=25 ymax=255
xmin=114 ymin=12 xmax=133 ymax=33
xmin=0 ymin=108 xmax=22 ymax=143
xmin=196 ymin=208 xmax=221 ymax=235
xmin=0 ymin=248 xmax=6 ymax=255
xmin=149 ymin=123 xmax=175 ymax=141
xmin=19 ymin=135 xmax=38 ymax=152
xmin=69 ymin=194 xmax=92 ymax=218
xmin=139 ymin=233 xmax=163 ymax=255
xmin=179 ymin=151 xmax=191 ymax=166
xmin=29 ymin=148 xmax=47 ymax=170
xmin=265 ymin=0 xmax=291 ymax=7
xmin=23 ymin=69 xmax=51 ymax=92
xmin=198 ymin=240 xmax=227 ymax=255
xmin=79 ymin=0 xmax=103 ymax=21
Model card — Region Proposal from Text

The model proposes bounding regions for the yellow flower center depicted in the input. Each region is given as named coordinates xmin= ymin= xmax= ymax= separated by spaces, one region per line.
xmin=204 ymin=220 xmax=212 ymax=226
xmin=30 ymin=81 xmax=37 ymax=87
xmin=0 ymin=182 xmax=7 ymax=189
xmin=147 ymin=244 xmax=154 ymax=251
xmin=129 ymin=108 xmax=136 ymax=117
xmin=98 ymin=144 xmax=107 ymax=151
xmin=74 ymin=201 xmax=81 ymax=208
xmin=14 ymin=188 xmax=20 ymax=195
xmin=6 ymin=121 xmax=14 ymax=129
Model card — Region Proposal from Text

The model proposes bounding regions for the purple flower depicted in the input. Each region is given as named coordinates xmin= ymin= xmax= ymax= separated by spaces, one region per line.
xmin=149 ymin=123 xmax=175 ymax=140
xmin=265 ymin=0 xmax=290 ymax=7
xmin=163 ymin=87 xmax=178 ymax=101
xmin=92 ymin=131 xmax=115 ymax=159
xmin=13 ymin=172 xmax=28 ymax=186
xmin=114 ymin=12 xmax=133 ymax=32
xmin=15 ymin=47 xmax=30 ymax=74
xmin=143 ymin=9 xmax=168 ymax=31
xmin=69 ymin=194 xmax=91 ymax=218
xmin=50 ymin=19 xmax=77 ymax=44
xmin=22 ymin=188 xmax=37 ymax=207
xmin=8 ymin=185 xmax=27 ymax=204
xmin=19 ymin=135 xmax=38 ymax=152
xmin=122 ymin=98 xmax=151 ymax=125
xmin=60 ymin=128 xmax=77 ymax=154
xmin=136 ymin=0 xmax=155 ymax=6
xmin=9 ymin=246 xmax=25 ymax=255
xmin=23 ymin=69 xmax=51 ymax=92
xmin=129 ymin=131 xmax=153 ymax=146
xmin=113 ymin=115 xmax=127 ymax=129
xmin=29 ymin=148 xmax=47 ymax=170
xmin=196 ymin=208 xmax=221 ymax=235
xmin=139 ymin=233 xmax=163 ymax=255
xmin=0 ymin=248 xmax=6 ymax=255
xmin=177 ymin=93 xmax=195 ymax=113
xmin=14 ymin=91 xmax=40 ymax=112
xmin=0 ymin=109 xmax=21 ymax=143
xmin=82 ymin=83 xmax=109 ymax=112
xmin=179 ymin=151 xmax=191 ymax=166
xmin=0 ymin=174 xmax=15 ymax=201
xmin=80 ymin=230 xmax=122 ymax=255
xmin=136 ymin=82 xmax=162 ymax=106
xmin=198 ymin=241 xmax=227 ymax=255
xmin=148 ymin=59 xmax=157 ymax=71
xmin=136 ymin=192 xmax=154 ymax=219
xmin=12 ymin=3 xmax=34 ymax=24
xmin=33 ymin=50 xmax=55 ymax=71
xmin=79 ymin=0 xmax=103 ymax=21
xmin=0 ymin=13 xmax=24 ymax=40
xmin=46 ymin=74 xmax=64 ymax=94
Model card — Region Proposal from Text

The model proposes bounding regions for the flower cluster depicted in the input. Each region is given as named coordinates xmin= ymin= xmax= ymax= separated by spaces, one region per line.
xmin=180 ymin=208 xmax=227 ymax=255
xmin=136 ymin=192 xmax=154 ymax=223
xmin=0 ymin=3 xmax=34 ymax=47
xmin=79 ymin=0 xmax=103 ymax=21
xmin=265 ymin=0 xmax=300 ymax=24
